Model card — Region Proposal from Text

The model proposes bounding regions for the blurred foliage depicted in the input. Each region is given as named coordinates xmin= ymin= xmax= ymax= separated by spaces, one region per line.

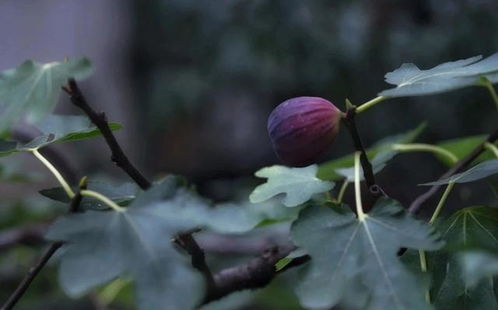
xmin=133 ymin=0 xmax=498 ymax=173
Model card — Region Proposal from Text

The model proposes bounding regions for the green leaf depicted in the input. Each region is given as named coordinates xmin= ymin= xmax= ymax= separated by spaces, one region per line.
xmin=40 ymin=179 xmax=139 ymax=210
xmin=379 ymin=54 xmax=498 ymax=97
xmin=46 ymin=178 xmax=204 ymax=310
xmin=0 ymin=58 xmax=92 ymax=131
xmin=0 ymin=114 xmax=122 ymax=157
xmin=148 ymin=191 xmax=301 ymax=234
xmin=436 ymin=135 xmax=498 ymax=167
xmin=291 ymin=198 xmax=443 ymax=310
xmin=459 ymin=251 xmax=498 ymax=287
xmin=432 ymin=255 xmax=496 ymax=310
xmin=428 ymin=206 xmax=498 ymax=310
xmin=46 ymin=176 xmax=299 ymax=309
xmin=422 ymin=160 xmax=498 ymax=185
xmin=249 ymin=165 xmax=334 ymax=207
xmin=318 ymin=122 xmax=426 ymax=180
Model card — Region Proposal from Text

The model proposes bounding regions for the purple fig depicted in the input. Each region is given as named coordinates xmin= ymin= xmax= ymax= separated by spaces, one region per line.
xmin=267 ymin=96 xmax=342 ymax=166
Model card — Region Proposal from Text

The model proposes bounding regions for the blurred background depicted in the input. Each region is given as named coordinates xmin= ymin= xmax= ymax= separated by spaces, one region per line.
xmin=1 ymin=0 xmax=498 ymax=309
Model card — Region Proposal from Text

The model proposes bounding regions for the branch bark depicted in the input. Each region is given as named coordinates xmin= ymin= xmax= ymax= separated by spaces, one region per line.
xmin=409 ymin=128 xmax=498 ymax=214
xmin=62 ymin=79 xmax=151 ymax=190
xmin=202 ymin=245 xmax=309 ymax=305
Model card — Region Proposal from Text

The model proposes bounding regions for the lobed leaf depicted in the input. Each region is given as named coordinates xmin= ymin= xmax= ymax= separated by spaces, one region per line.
xmin=249 ymin=165 xmax=334 ymax=207
xmin=47 ymin=177 xmax=301 ymax=309
xmin=46 ymin=178 xmax=204 ymax=310
xmin=0 ymin=58 xmax=92 ymax=132
xmin=428 ymin=206 xmax=498 ymax=310
xmin=379 ymin=53 xmax=498 ymax=97
xmin=291 ymin=198 xmax=443 ymax=310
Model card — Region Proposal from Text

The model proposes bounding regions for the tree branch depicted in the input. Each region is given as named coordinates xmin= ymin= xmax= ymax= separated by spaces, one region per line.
xmin=202 ymin=245 xmax=308 ymax=305
xmin=62 ymin=79 xmax=151 ymax=190
xmin=62 ymin=79 xmax=214 ymax=293
xmin=342 ymin=107 xmax=382 ymax=197
xmin=176 ymin=234 xmax=216 ymax=296
xmin=1 ymin=185 xmax=85 ymax=310
xmin=409 ymin=128 xmax=498 ymax=214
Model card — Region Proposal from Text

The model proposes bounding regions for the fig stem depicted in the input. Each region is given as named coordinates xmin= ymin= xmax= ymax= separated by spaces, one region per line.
xmin=356 ymin=96 xmax=387 ymax=113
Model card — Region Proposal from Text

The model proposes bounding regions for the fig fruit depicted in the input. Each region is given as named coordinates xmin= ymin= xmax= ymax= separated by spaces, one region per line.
xmin=267 ymin=96 xmax=341 ymax=166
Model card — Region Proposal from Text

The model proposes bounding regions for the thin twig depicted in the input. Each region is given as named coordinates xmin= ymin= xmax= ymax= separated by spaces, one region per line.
xmin=1 ymin=184 xmax=85 ymax=310
xmin=175 ymin=234 xmax=216 ymax=296
xmin=1 ymin=242 xmax=64 ymax=310
xmin=409 ymin=128 xmax=498 ymax=214
xmin=62 ymin=79 xmax=151 ymax=190
xmin=342 ymin=107 xmax=382 ymax=197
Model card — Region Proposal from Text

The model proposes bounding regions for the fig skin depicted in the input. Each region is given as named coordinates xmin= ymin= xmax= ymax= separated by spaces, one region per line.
xmin=267 ymin=96 xmax=341 ymax=167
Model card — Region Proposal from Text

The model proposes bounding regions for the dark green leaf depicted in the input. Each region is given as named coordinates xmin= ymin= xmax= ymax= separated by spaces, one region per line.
xmin=249 ymin=165 xmax=334 ymax=207
xmin=291 ymin=198 xmax=443 ymax=310
xmin=422 ymin=160 xmax=498 ymax=185
xmin=436 ymin=135 xmax=497 ymax=167
xmin=318 ymin=123 xmax=426 ymax=180
xmin=429 ymin=206 xmax=498 ymax=310
xmin=0 ymin=58 xmax=92 ymax=131
xmin=46 ymin=177 xmax=300 ymax=309
xmin=0 ymin=114 xmax=122 ymax=157
xmin=380 ymin=54 xmax=498 ymax=97
xmin=46 ymin=178 xmax=204 ymax=310
xmin=459 ymin=251 xmax=498 ymax=287
xmin=150 ymin=192 xmax=300 ymax=234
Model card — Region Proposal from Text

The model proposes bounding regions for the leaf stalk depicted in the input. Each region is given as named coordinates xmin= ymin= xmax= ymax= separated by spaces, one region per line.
xmin=31 ymin=148 xmax=75 ymax=198
xmin=356 ymin=96 xmax=387 ymax=114
xmin=392 ymin=143 xmax=458 ymax=165
xmin=354 ymin=152 xmax=366 ymax=220
xmin=80 ymin=189 xmax=125 ymax=212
